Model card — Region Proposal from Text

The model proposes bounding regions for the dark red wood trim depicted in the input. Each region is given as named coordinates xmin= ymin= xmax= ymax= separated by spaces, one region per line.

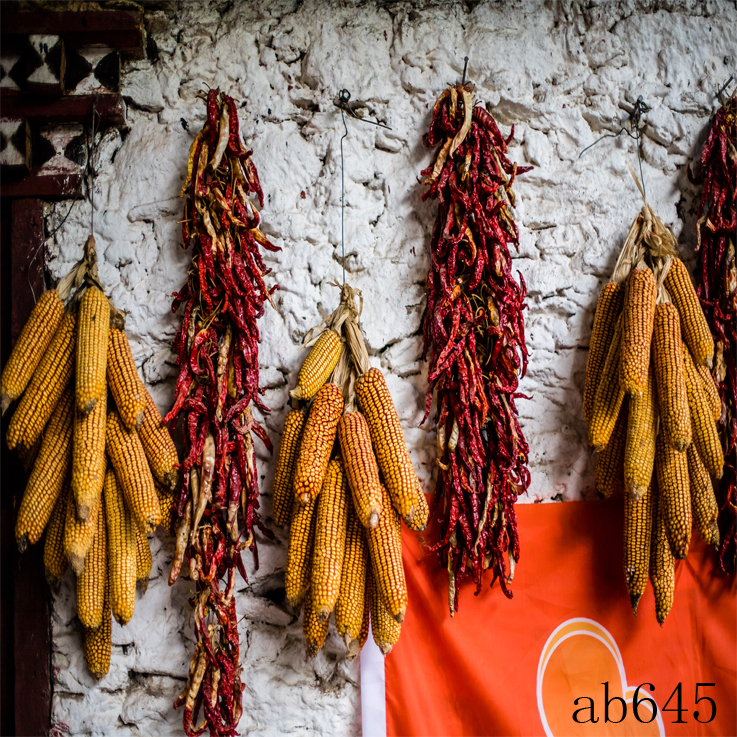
xmin=9 ymin=199 xmax=51 ymax=737
xmin=1 ymin=170 xmax=84 ymax=200
xmin=0 ymin=91 xmax=126 ymax=127
xmin=1 ymin=8 xmax=142 ymax=42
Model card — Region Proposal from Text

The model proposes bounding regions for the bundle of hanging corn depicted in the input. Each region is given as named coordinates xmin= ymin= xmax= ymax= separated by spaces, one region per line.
xmin=689 ymin=93 xmax=736 ymax=572
xmin=2 ymin=236 xmax=178 ymax=679
xmin=419 ymin=84 xmax=532 ymax=615
xmin=583 ymin=198 xmax=724 ymax=624
xmin=166 ymin=88 xmax=279 ymax=736
xmin=273 ymin=282 xmax=428 ymax=658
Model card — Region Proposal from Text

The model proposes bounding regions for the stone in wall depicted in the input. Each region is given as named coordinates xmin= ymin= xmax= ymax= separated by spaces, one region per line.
xmin=43 ymin=0 xmax=735 ymax=733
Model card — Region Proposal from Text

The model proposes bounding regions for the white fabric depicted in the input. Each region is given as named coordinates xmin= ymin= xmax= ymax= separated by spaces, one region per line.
xmin=360 ymin=625 xmax=387 ymax=737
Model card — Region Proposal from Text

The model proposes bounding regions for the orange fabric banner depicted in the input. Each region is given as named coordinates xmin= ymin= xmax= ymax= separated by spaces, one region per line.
xmin=386 ymin=499 xmax=736 ymax=737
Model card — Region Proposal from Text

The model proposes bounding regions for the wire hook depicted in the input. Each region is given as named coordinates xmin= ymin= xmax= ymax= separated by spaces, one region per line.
xmin=461 ymin=56 xmax=469 ymax=86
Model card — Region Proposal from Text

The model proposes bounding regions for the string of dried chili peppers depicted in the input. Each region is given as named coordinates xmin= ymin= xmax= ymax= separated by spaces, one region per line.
xmin=420 ymin=84 xmax=532 ymax=615
xmin=167 ymin=89 xmax=279 ymax=736
xmin=690 ymin=93 xmax=737 ymax=572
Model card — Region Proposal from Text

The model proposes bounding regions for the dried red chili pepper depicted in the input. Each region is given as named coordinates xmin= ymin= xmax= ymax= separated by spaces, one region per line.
xmin=420 ymin=84 xmax=531 ymax=615
xmin=167 ymin=89 xmax=279 ymax=736
xmin=692 ymin=93 xmax=737 ymax=572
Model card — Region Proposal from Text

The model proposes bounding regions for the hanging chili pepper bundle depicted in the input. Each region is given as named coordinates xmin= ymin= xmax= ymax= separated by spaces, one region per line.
xmin=167 ymin=88 xmax=279 ymax=737
xmin=420 ymin=84 xmax=532 ymax=615
xmin=689 ymin=93 xmax=736 ymax=572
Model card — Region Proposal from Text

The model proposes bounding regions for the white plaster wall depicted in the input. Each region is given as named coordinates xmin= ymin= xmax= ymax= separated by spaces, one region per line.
xmin=43 ymin=1 xmax=735 ymax=734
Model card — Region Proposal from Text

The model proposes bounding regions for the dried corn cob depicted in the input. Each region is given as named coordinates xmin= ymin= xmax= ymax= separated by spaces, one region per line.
xmin=687 ymin=444 xmax=719 ymax=548
xmin=285 ymin=495 xmax=317 ymax=607
xmin=338 ymin=412 xmax=383 ymax=529
xmin=77 ymin=506 xmax=107 ymax=629
xmin=15 ymin=389 xmax=74 ymax=551
xmin=594 ymin=404 xmax=627 ymax=499
xmin=624 ymin=477 xmax=655 ymax=614
xmin=106 ymin=409 xmax=161 ymax=533
xmin=311 ymin=459 xmax=349 ymax=622
xmin=138 ymin=390 xmax=179 ymax=490
xmin=583 ymin=282 xmax=625 ymax=424
xmin=72 ymin=392 xmax=107 ymax=522
xmin=335 ymin=499 xmax=368 ymax=656
xmin=84 ymin=581 xmax=111 ymax=679
xmin=76 ymin=286 xmax=110 ymax=415
xmin=695 ymin=363 xmax=722 ymax=422
xmin=370 ymin=569 xmax=401 ymax=655
xmin=620 ymin=265 xmax=657 ymax=396
xmin=104 ymin=468 xmax=137 ymax=626
xmin=624 ymin=370 xmax=657 ymax=500
xmin=653 ymin=303 xmax=691 ymax=452
xmin=406 ymin=484 xmax=430 ymax=533
xmin=655 ymin=431 xmax=691 ymax=559
xmin=356 ymin=577 xmax=370 ymax=656
xmin=17 ymin=435 xmax=42 ymax=474
xmin=64 ymin=487 xmax=101 ymax=575
xmin=650 ymin=487 xmax=675 ymax=626
xmin=589 ymin=314 xmax=625 ymax=451
xmin=107 ymin=328 xmax=146 ymax=430
xmin=136 ymin=526 xmax=152 ymax=595
xmin=290 ymin=329 xmax=342 ymax=402
xmin=1 ymin=289 xmax=64 ymax=414
xmin=44 ymin=482 xmax=69 ymax=585
xmin=665 ymin=257 xmax=714 ymax=368
xmin=293 ymin=382 xmax=343 ymax=505
xmin=156 ymin=479 xmax=176 ymax=535
xmin=355 ymin=367 xmax=422 ymax=526
xmin=303 ymin=585 xmax=329 ymax=658
xmin=682 ymin=344 xmax=724 ymax=479
xmin=367 ymin=484 xmax=407 ymax=622
xmin=6 ymin=312 xmax=76 ymax=451
xmin=272 ymin=409 xmax=305 ymax=526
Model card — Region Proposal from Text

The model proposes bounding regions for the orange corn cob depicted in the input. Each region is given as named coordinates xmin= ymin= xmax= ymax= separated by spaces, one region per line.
xmin=76 ymin=286 xmax=109 ymax=415
xmin=620 ymin=265 xmax=657 ymax=396
xmin=77 ymin=506 xmax=107 ymax=629
xmin=138 ymin=390 xmax=179 ymax=490
xmin=72 ymin=392 xmax=107 ymax=521
xmin=285 ymin=495 xmax=317 ymax=607
xmin=655 ymin=431 xmax=691 ymax=559
xmin=290 ymin=329 xmax=342 ymax=402
xmin=687 ymin=444 xmax=719 ymax=548
xmin=650 ymin=484 xmax=675 ymax=626
xmin=624 ymin=370 xmax=657 ymax=500
xmin=136 ymin=526 xmax=152 ymax=596
xmin=272 ymin=409 xmax=305 ymax=526
xmin=107 ymin=328 xmax=146 ymax=430
xmin=624 ymin=477 xmax=655 ymax=615
xmin=303 ymin=585 xmax=329 ymax=658
xmin=370 ymin=568 xmax=401 ymax=655
xmin=84 ymin=581 xmax=111 ymax=679
xmin=695 ymin=363 xmax=721 ymax=422
xmin=64 ymin=487 xmax=101 ymax=575
xmin=44 ymin=482 xmax=69 ymax=585
xmin=594 ymin=403 xmax=627 ymax=499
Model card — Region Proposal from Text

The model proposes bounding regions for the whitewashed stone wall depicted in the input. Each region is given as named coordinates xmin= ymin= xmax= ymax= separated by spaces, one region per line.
xmin=44 ymin=0 xmax=735 ymax=734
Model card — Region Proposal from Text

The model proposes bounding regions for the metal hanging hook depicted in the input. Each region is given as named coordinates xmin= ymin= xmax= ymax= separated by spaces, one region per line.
xmin=461 ymin=56 xmax=469 ymax=86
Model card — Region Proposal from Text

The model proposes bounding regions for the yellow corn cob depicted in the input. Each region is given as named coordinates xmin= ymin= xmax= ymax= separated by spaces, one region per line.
xmin=76 ymin=286 xmax=109 ymax=415
xmin=15 ymin=389 xmax=74 ymax=552
xmin=77 ymin=504 xmax=107 ymax=629
xmin=335 ymin=499 xmax=369 ymax=657
xmin=285 ymin=495 xmax=317 ymax=607
xmin=406 ymin=484 xmax=430 ymax=533
xmin=594 ymin=403 xmax=627 ymax=499
xmin=106 ymin=409 xmax=161 ymax=533
xmin=293 ymin=382 xmax=343 ymax=505
xmin=650 ymin=485 xmax=675 ymax=626
xmin=303 ymin=585 xmax=329 ymax=658
xmin=624 ymin=370 xmax=657 ymax=500
xmin=155 ymin=479 xmax=176 ymax=535
xmin=136 ymin=526 xmax=152 ymax=595
xmin=1 ymin=290 xmax=64 ymax=413
xmin=44 ymin=482 xmax=69 ymax=585
xmin=311 ymin=459 xmax=349 ymax=622
xmin=107 ymin=328 xmax=146 ymax=430
xmin=682 ymin=344 xmax=724 ymax=479
xmin=624 ymin=476 xmax=655 ymax=615
xmin=695 ymin=363 xmax=722 ymax=422
xmin=272 ymin=409 xmax=305 ymax=526
xmin=72 ymin=391 xmax=107 ymax=522
xmin=84 ymin=581 xmax=111 ymax=679
xmin=583 ymin=282 xmax=624 ymax=423
xmin=620 ymin=265 xmax=657 ymax=396
xmin=370 ymin=568 xmax=401 ymax=655
xmin=6 ymin=312 xmax=76 ymax=451
xmin=138 ymin=390 xmax=179 ymax=490
xmin=290 ymin=329 xmax=342 ymax=402
xmin=367 ymin=484 xmax=407 ymax=622
xmin=356 ymin=576 xmax=370 ymax=656
xmin=655 ymin=431 xmax=691 ymax=559
xmin=64 ymin=486 xmax=101 ymax=575
xmin=687 ymin=444 xmax=719 ymax=548
xmin=589 ymin=314 xmax=625 ymax=451
xmin=104 ymin=468 xmax=137 ymax=626
xmin=338 ymin=412 xmax=383 ymax=529
xmin=665 ymin=257 xmax=714 ymax=368
xmin=355 ymin=367 xmax=423 ymax=526
xmin=653 ymin=303 xmax=691 ymax=452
